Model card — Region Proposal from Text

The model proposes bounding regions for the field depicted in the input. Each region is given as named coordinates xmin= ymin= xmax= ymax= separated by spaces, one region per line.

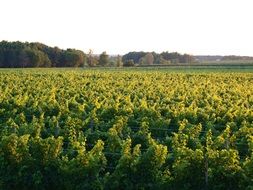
xmin=1 ymin=68 xmax=253 ymax=189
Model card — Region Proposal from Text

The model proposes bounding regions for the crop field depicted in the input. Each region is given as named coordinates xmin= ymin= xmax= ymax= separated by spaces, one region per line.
xmin=1 ymin=68 xmax=253 ymax=189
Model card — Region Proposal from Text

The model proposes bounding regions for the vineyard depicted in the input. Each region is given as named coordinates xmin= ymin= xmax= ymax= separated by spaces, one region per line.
xmin=0 ymin=68 xmax=253 ymax=189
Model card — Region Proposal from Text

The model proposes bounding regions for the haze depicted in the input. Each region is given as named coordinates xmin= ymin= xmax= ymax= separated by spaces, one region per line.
xmin=1 ymin=0 xmax=253 ymax=55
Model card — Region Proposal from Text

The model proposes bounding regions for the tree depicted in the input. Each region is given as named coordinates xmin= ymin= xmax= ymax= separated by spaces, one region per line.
xmin=0 ymin=41 xmax=87 ymax=68
xmin=122 ymin=52 xmax=146 ymax=64
xmin=18 ymin=49 xmax=30 ymax=68
xmin=160 ymin=51 xmax=195 ymax=64
xmin=116 ymin=55 xmax=123 ymax=67
xmin=61 ymin=49 xmax=86 ymax=67
xmin=25 ymin=48 xmax=51 ymax=67
xmin=139 ymin=57 xmax=145 ymax=65
xmin=144 ymin=53 xmax=154 ymax=65
xmin=123 ymin=59 xmax=135 ymax=67
xmin=98 ymin=51 xmax=109 ymax=66
xmin=87 ymin=49 xmax=97 ymax=67
xmin=159 ymin=57 xmax=171 ymax=65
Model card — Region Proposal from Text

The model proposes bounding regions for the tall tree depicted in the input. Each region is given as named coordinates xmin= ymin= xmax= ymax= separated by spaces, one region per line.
xmin=87 ymin=49 xmax=97 ymax=67
xmin=116 ymin=55 xmax=123 ymax=67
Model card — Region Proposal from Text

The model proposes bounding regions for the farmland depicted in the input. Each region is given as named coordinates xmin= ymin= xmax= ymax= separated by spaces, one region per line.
xmin=1 ymin=68 xmax=253 ymax=189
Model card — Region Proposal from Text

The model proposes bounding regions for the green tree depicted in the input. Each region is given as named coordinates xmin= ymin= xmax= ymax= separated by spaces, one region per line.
xmin=123 ymin=59 xmax=134 ymax=67
xmin=122 ymin=51 xmax=146 ymax=64
xmin=98 ymin=51 xmax=109 ymax=66
xmin=62 ymin=49 xmax=86 ymax=67
xmin=0 ymin=41 xmax=87 ymax=68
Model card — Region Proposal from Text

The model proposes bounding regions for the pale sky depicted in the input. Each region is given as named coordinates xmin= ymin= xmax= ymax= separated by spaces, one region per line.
xmin=1 ymin=0 xmax=253 ymax=55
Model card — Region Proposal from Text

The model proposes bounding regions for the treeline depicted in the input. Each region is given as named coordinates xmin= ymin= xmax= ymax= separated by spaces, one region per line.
xmin=122 ymin=51 xmax=195 ymax=66
xmin=0 ymin=41 xmax=86 ymax=68
xmin=222 ymin=55 xmax=253 ymax=61
xmin=0 ymin=41 xmax=196 ymax=68
xmin=1 ymin=41 xmax=253 ymax=68
xmin=195 ymin=55 xmax=253 ymax=63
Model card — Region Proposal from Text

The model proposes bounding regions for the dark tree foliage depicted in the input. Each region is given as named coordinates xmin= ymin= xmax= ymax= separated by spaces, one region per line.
xmin=123 ymin=59 xmax=135 ymax=67
xmin=98 ymin=51 xmax=109 ymax=66
xmin=160 ymin=51 xmax=195 ymax=64
xmin=122 ymin=52 xmax=146 ymax=64
xmin=0 ymin=41 xmax=86 ymax=68
xmin=222 ymin=55 xmax=253 ymax=61
xmin=122 ymin=51 xmax=195 ymax=66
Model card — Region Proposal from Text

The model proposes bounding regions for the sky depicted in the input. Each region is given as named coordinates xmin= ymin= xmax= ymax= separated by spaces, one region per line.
xmin=1 ymin=0 xmax=253 ymax=56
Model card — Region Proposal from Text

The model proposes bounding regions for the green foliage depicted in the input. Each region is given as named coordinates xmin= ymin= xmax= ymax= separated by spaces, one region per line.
xmin=98 ymin=51 xmax=109 ymax=66
xmin=0 ymin=69 xmax=253 ymax=189
xmin=122 ymin=51 xmax=195 ymax=65
xmin=0 ymin=41 xmax=86 ymax=68
xmin=123 ymin=59 xmax=135 ymax=67
xmin=122 ymin=51 xmax=146 ymax=64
